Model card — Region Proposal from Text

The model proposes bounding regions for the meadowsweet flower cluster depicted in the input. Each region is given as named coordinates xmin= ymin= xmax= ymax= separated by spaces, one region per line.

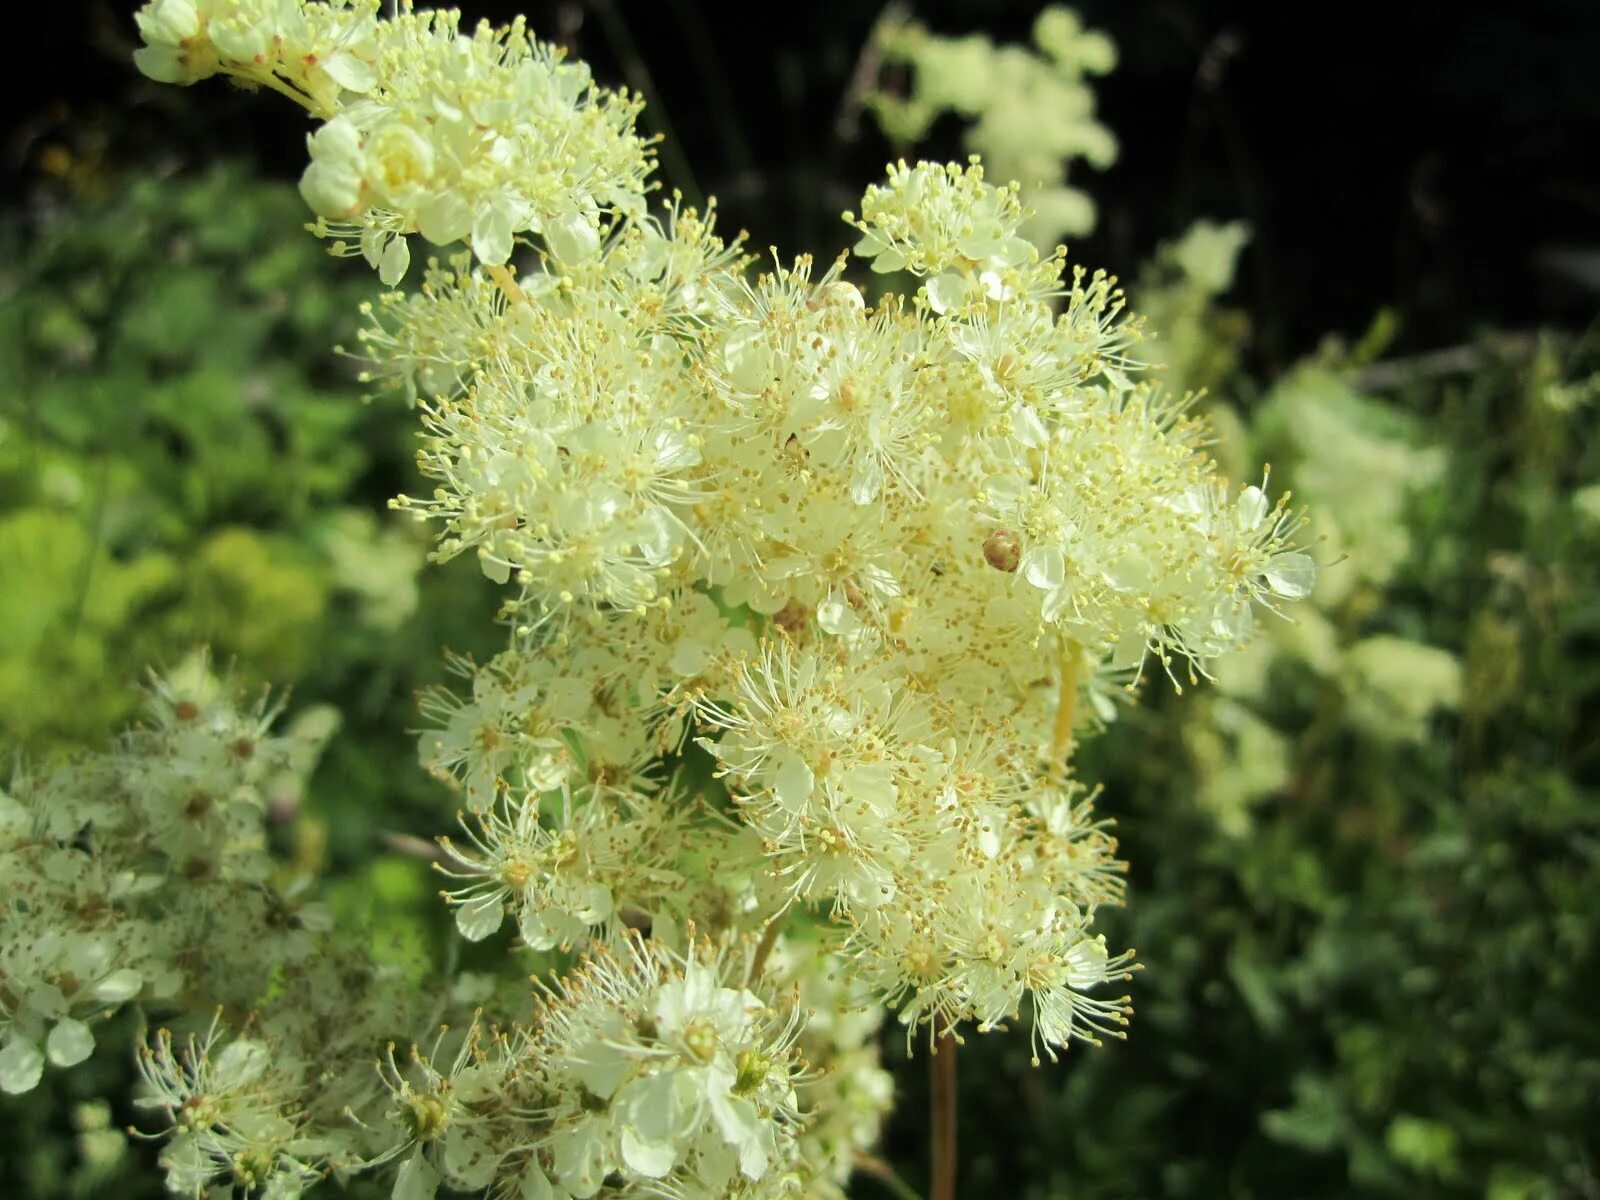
xmin=128 ymin=933 xmax=813 ymax=1200
xmin=39 ymin=0 xmax=1320 ymax=1193
xmin=3 ymin=663 xmax=824 ymax=1198
xmin=0 ymin=657 xmax=333 ymax=1098
xmin=137 ymin=0 xmax=653 ymax=281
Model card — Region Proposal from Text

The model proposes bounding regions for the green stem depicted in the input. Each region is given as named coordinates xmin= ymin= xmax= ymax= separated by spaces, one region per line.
xmin=1050 ymin=638 xmax=1081 ymax=782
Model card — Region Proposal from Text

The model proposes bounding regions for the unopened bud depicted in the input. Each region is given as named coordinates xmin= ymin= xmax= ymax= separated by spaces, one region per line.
xmin=983 ymin=529 xmax=1022 ymax=573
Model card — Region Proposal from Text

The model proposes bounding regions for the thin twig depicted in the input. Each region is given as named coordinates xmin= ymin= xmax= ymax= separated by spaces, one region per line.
xmin=856 ymin=1153 xmax=925 ymax=1200
xmin=832 ymin=1 xmax=911 ymax=145
xmin=67 ymin=454 xmax=111 ymax=640
xmin=485 ymin=263 xmax=527 ymax=305
xmin=583 ymin=0 xmax=703 ymax=209
xmin=1351 ymin=332 xmax=1538 ymax=390
xmin=381 ymin=830 xmax=447 ymax=864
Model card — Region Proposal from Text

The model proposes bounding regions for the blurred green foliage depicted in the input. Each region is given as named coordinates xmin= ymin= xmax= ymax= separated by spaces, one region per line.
xmin=3 ymin=162 xmax=361 ymax=742
xmin=0 ymin=162 xmax=498 ymax=1198
xmin=0 ymin=158 xmax=497 ymax=822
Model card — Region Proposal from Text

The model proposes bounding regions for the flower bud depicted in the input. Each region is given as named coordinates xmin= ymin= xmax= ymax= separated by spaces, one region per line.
xmin=983 ymin=528 xmax=1022 ymax=572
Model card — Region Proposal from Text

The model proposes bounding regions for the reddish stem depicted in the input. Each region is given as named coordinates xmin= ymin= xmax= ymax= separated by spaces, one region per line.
xmin=931 ymin=1032 xmax=958 ymax=1200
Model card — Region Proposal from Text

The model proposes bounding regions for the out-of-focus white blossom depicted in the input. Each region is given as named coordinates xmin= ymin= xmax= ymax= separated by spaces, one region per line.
xmin=0 ymin=658 xmax=331 ymax=1098
xmin=869 ymin=6 xmax=1117 ymax=246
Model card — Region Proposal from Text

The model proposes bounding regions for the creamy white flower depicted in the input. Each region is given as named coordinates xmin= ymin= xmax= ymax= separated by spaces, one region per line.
xmin=524 ymin=937 xmax=806 ymax=1197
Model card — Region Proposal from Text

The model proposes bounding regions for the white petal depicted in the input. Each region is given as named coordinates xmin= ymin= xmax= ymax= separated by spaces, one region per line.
xmin=925 ymin=273 xmax=969 ymax=314
xmin=957 ymin=233 xmax=1001 ymax=261
xmin=1010 ymin=402 xmax=1048 ymax=447
xmin=46 ymin=1019 xmax=94 ymax=1068
xmin=1212 ymin=599 xmax=1254 ymax=643
xmin=1021 ymin=544 xmax=1065 ymax=591
xmin=1237 ymin=485 xmax=1269 ymax=530
xmin=1064 ymin=936 xmax=1112 ymax=987
xmin=0 ymin=794 xmax=25 ymax=836
xmin=710 ymin=1090 xmax=759 ymax=1147
xmin=620 ymin=1126 xmax=677 ymax=1178
xmin=573 ymin=1038 xmax=630 ymax=1100
xmin=841 ymin=763 xmax=897 ymax=814
xmin=393 ymin=1150 xmax=440 ymax=1200
xmin=546 ymin=212 xmax=601 ymax=262
xmin=323 ymin=49 xmax=378 ymax=94
xmin=472 ymin=205 xmax=515 ymax=267
xmin=213 ymin=1039 xmax=270 ymax=1089
xmin=1265 ymin=552 xmax=1315 ymax=599
xmin=975 ymin=813 xmax=1001 ymax=859
xmin=0 ymin=1037 xmax=44 ymax=1093
xmin=816 ymin=597 xmax=860 ymax=636
xmin=211 ymin=20 xmax=271 ymax=63
xmin=1110 ymin=627 xmax=1148 ymax=671
xmin=132 ymin=45 xmax=186 ymax=83
xmin=442 ymin=1128 xmax=499 ymax=1189
xmin=772 ymin=753 xmax=814 ymax=813
xmin=478 ymin=549 xmax=512 ymax=585
xmin=739 ymin=1129 xmax=773 ymax=1180
xmin=518 ymin=1161 xmax=555 ymax=1200
xmin=980 ymin=267 xmax=1015 ymax=300
xmin=869 ymin=248 xmax=907 ymax=274
xmin=26 ymin=982 xmax=67 ymax=1019
xmin=852 ymin=232 xmax=888 ymax=258
xmin=298 ymin=161 xmax=363 ymax=220
xmin=550 ymin=1121 xmax=608 ymax=1198
xmin=623 ymin=1070 xmax=689 ymax=1142
xmin=454 ymin=894 xmax=505 ymax=942
xmin=138 ymin=0 xmax=200 ymax=43
xmin=518 ymin=907 xmax=561 ymax=952
xmin=670 ymin=638 xmax=711 ymax=676
xmin=418 ymin=193 xmax=474 ymax=246
xmin=378 ymin=235 xmax=411 ymax=286
xmin=161 ymin=1140 xmax=212 ymax=1195
xmin=310 ymin=116 xmax=364 ymax=163
xmin=93 ymin=969 xmax=142 ymax=1003
xmin=574 ymin=883 xmax=614 ymax=923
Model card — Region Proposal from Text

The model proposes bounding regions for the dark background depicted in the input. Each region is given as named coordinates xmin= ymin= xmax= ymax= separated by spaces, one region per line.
xmin=14 ymin=0 xmax=1600 ymax=371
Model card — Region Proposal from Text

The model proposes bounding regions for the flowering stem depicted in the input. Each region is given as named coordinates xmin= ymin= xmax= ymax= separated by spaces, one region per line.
xmin=225 ymin=68 xmax=330 ymax=118
xmin=1050 ymin=638 xmax=1081 ymax=780
xmin=931 ymin=1032 xmax=958 ymax=1200
xmin=485 ymin=264 xmax=528 ymax=306
xmin=747 ymin=915 xmax=786 ymax=984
